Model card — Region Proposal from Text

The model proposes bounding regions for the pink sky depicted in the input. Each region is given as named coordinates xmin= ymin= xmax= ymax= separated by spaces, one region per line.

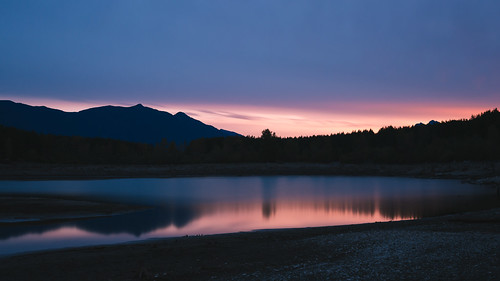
xmin=2 ymin=97 xmax=495 ymax=137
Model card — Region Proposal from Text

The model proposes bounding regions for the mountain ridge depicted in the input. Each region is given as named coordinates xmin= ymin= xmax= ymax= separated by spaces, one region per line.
xmin=0 ymin=100 xmax=239 ymax=144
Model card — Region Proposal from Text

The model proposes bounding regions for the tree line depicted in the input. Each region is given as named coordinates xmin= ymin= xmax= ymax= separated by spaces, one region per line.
xmin=1 ymin=109 xmax=499 ymax=164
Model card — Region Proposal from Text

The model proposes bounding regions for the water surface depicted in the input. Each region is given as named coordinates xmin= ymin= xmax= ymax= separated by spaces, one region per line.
xmin=0 ymin=176 xmax=497 ymax=256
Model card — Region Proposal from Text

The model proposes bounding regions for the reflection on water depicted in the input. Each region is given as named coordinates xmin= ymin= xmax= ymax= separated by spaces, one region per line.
xmin=0 ymin=176 xmax=498 ymax=256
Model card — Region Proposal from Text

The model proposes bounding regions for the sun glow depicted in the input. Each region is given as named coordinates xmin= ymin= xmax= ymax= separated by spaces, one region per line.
xmin=1 ymin=96 xmax=494 ymax=137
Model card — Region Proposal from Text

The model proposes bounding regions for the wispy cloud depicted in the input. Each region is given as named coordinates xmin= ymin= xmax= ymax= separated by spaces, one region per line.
xmin=183 ymin=111 xmax=200 ymax=117
xmin=197 ymin=109 xmax=263 ymax=121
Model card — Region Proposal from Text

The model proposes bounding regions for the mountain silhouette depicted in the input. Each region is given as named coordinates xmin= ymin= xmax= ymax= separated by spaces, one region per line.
xmin=415 ymin=120 xmax=440 ymax=127
xmin=0 ymin=100 xmax=239 ymax=144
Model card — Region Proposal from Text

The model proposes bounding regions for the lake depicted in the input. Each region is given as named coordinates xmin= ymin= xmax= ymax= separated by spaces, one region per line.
xmin=0 ymin=176 xmax=498 ymax=256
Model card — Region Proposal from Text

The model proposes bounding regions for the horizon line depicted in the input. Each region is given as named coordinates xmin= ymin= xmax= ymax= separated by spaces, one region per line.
xmin=0 ymin=97 xmax=497 ymax=138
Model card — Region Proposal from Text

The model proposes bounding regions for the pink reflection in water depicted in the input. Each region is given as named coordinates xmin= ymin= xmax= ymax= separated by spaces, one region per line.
xmin=1 ymin=198 xmax=408 ymax=256
xmin=146 ymin=198 xmax=408 ymax=238
xmin=0 ymin=227 xmax=137 ymax=256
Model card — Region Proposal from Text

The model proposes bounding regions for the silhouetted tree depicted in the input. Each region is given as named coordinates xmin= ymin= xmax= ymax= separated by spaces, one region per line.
xmin=261 ymin=129 xmax=277 ymax=140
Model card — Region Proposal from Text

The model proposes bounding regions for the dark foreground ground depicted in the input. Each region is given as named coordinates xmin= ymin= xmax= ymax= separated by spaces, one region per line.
xmin=1 ymin=207 xmax=499 ymax=281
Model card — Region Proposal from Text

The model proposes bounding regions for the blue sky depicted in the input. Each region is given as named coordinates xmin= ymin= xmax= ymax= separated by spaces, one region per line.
xmin=1 ymin=1 xmax=499 ymax=136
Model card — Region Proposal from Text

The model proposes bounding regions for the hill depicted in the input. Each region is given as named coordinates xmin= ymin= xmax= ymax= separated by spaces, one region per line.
xmin=0 ymin=100 xmax=239 ymax=144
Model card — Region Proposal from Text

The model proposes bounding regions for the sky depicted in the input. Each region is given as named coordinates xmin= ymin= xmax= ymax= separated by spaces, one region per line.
xmin=1 ymin=0 xmax=499 ymax=137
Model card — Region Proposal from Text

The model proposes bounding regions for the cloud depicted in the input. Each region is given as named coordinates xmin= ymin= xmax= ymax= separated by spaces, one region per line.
xmin=197 ymin=109 xmax=263 ymax=121
xmin=183 ymin=111 xmax=199 ymax=117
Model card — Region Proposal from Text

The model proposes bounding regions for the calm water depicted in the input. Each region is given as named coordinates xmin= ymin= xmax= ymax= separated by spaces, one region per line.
xmin=0 ymin=176 xmax=498 ymax=256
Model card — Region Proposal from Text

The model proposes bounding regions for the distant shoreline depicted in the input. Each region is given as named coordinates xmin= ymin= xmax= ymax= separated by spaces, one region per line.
xmin=1 ymin=162 xmax=499 ymax=185
xmin=0 ymin=194 xmax=147 ymax=225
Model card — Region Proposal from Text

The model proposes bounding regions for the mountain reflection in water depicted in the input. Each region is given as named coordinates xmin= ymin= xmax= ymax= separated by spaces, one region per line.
xmin=0 ymin=176 xmax=498 ymax=255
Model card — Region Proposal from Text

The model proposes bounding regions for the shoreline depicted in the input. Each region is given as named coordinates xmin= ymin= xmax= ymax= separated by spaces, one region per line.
xmin=1 ymin=162 xmax=500 ymax=184
xmin=1 ymin=207 xmax=499 ymax=280
xmin=0 ymin=194 xmax=147 ymax=224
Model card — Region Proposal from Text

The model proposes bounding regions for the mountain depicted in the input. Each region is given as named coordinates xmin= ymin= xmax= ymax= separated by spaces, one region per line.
xmin=415 ymin=120 xmax=440 ymax=127
xmin=0 ymin=100 xmax=239 ymax=144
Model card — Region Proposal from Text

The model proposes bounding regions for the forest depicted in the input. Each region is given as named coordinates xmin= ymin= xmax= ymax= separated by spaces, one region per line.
xmin=1 ymin=109 xmax=499 ymax=164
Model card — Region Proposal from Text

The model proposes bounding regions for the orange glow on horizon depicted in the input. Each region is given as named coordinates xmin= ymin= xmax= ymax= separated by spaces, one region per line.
xmin=0 ymin=96 xmax=496 ymax=137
